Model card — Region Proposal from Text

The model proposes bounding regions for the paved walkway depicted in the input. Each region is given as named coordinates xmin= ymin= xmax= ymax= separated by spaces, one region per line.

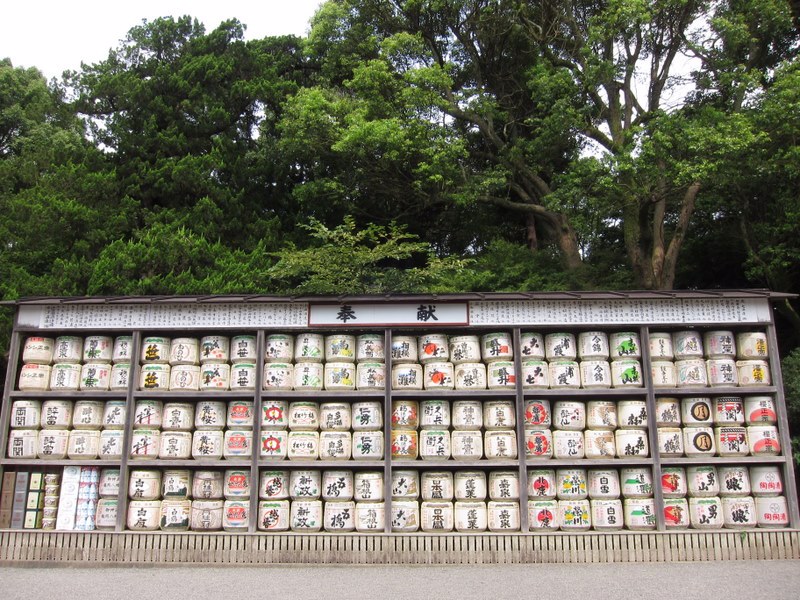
xmin=4 ymin=561 xmax=800 ymax=600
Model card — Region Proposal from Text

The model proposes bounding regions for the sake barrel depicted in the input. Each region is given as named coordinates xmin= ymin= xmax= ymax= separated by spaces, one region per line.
xmin=484 ymin=430 xmax=517 ymax=460
xmin=419 ymin=430 xmax=451 ymax=460
xmin=391 ymin=500 xmax=420 ymax=532
xmin=391 ymin=363 xmax=423 ymax=390
xmin=548 ymin=360 xmax=580 ymax=389
xmin=681 ymin=397 xmax=712 ymax=425
xmin=673 ymin=331 xmax=704 ymax=359
xmin=352 ymin=431 xmax=384 ymax=460
xmin=22 ymin=336 xmax=55 ymax=364
xmin=161 ymin=470 xmax=191 ymax=499
xmin=657 ymin=428 xmax=684 ymax=457
xmin=223 ymin=469 xmax=251 ymax=499
xmin=586 ymin=400 xmax=617 ymax=430
xmin=588 ymin=469 xmax=621 ymax=500
xmin=528 ymin=500 xmax=559 ymax=531
xmin=718 ymin=465 xmax=751 ymax=497
xmin=553 ymin=430 xmax=585 ymax=459
xmin=706 ymin=359 xmax=738 ymax=387
xmin=750 ymin=466 xmax=783 ymax=497
xmin=258 ymin=501 xmax=290 ymax=532
xmin=79 ymin=363 xmax=111 ymax=391
xmin=322 ymin=470 xmax=354 ymax=501
xmin=656 ymin=398 xmax=681 ymax=426
xmin=578 ymin=331 xmax=609 ymax=360
xmin=580 ymin=360 xmax=612 ymax=388
xmin=421 ymin=471 xmax=454 ymax=501
xmin=169 ymin=337 xmax=199 ymax=366
xmin=356 ymin=333 xmax=385 ymax=362
xmin=390 ymin=335 xmax=418 ymax=364
xmin=194 ymin=400 xmax=226 ymax=430
xmin=524 ymin=429 xmax=553 ymax=460
xmin=423 ymin=361 xmax=454 ymax=390
xmin=162 ymin=402 xmax=194 ymax=431
xmin=224 ymin=430 xmax=253 ymax=459
xmin=449 ymin=335 xmax=481 ymax=364
xmin=455 ymin=471 xmax=487 ymax=501
xmin=488 ymin=471 xmax=519 ymax=501
xmin=141 ymin=337 xmax=170 ymax=364
xmin=615 ymin=429 xmax=649 ymax=458
xmin=609 ymin=332 xmax=641 ymax=361
xmin=109 ymin=364 xmax=131 ymax=391
xmin=351 ymin=401 xmax=382 ymax=431
xmin=53 ymin=336 xmax=83 ymax=363
xmin=676 ymin=359 xmax=708 ymax=387
xmin=7 ymin=430 xmax=37 ymax=459
xmin=325 ymin=334 xmax=356 ymax=362
xmin=265 ymin=334 xmax=294 ymax=363
xmin=94 ymin=499 xmax=118 ymax=530
xmin=450 ymin=430 xmax=484 ymax=460
xmin=521 ymin=360 xmax=549 ymax=389
xmin=527 ymin=470 xmax=556 ymax=501
xmin=99 ymin=469 xmax=121 ymax=498
xmin=704 ymin=330 xmax=736 ymax=359
xmin=683 ymin=427 xmax=716 ymax=457
xmin=519 ymin=332 xmax=546 ymax=360
xmin=736 ymin=332 xmax=769 ymax=359
xmin=318 ymin=431 xmax=352 ymax=460
xmin=737 ymin=360 xmax=771 ymax=386
xmin=355 ymin=502 xmax=385 ymax=532
xmin=651 ymin=361 xmax=677 ymax=388
xmin=390 ymin=430 xmax=418 ymax=460
xmin=199 ymin=363 xmax=230 ymax=391
xmin=354 ymin=472 xmax=384 ymax=502
xmin=624 ymin=498 xmax=657 ymax=530
xmin=418 ymin=333 xmax=449 ymax=364
xmin=128 ymin=470 xmax=162 ymax=500
xmin=553 ymin=400 xmax=585 ymax=430
xmin=290 ymin=500 xmax=323 ymax=532
xmin=193 ymin=471 xmax=224 ymax=500
xmin=748 ymin=425 xmax=781 ymax=456
xmin=661 ymin=467 xmax=688 ymax=499
xmin=191 ymin=500 xmax=224 ymax=531
xmin=293 ymin=362 xmax=324 ymax=391
xmin=356 ymin=362 xmax=386 ymax=390
xmin=421 ymin=501 xmax=454 ymax=532
xmin=610 ymin=360 xmax=643 ymax=388
xmin=545 ymin=333 xmax=576 ymax=360
xmin=592 ymin=499 xmax=624 ymax=531
xmin=18 ymin=364 xmax=50 ymax=391
xmin=486 ymin=361 xmax=516 ymax=389
xmin=649 ymin=332 xmax=674 ymax=360
xmin=259 ymin=470 xmax=289 ymax=500
xmin=481 ymin=332 xmax=514 ymax=362
xmin=287 ymin=431 xmax=319 ymax=460
xmin=262 ymin=363 xmax=293 ymax=390
xmin=112 ymin=336 xmax=133 ymax=363
xmin=227 ymin=400 xmax=254 ymax=429
xmin=261 ymin=400 xmax=288 ymax=429
xmin=290 ymin=470 xmax=321 ymax=499
xmin=755 ymin=496 xmax=789 ymax=528
xmin=391 ymin=470 xmax=419 ymax=499
xmin=455 ymin=501 xmax=488 ymax=532
xmin=716 ymin=426 xmax=749 ymax=456
xmin=714 ymin=396 xmax=744 ymax=424
xmin=556 ymin=469 xmax=588 ymax=500
xmin=191 ymin=430 xmax=224 ymax=460
xmin=230 ymin=335 xmax=258 ymax=363
xmin=664 ymin=498 xmax=690 ymax=529
xmin=132 ymin=401 xmax=162 ymax=431
xmin=687 ymin=465 xmax=720 ymax=498
xmin=584 ymin=429 xmax=615 ymax=459
xmin=621 ymin=468 xmax=653 ymax=498
xmin=324 ymin=501 xmax=356 ymax=532
xmin=487 ymin=501 xmax=520 ymax=532
xmin=41 ymin=399 xmax=73 ymax=429
xmin=288 ymin=401 xmax=319 ymax=431
xmin=49 ymin=363 xmax=81 ymax=391
xmin=689 ymin=496 xmax=723 ymax=529
xmin=483 ymin=400 xmax=515 ymax=430
xmin=524 ymin=399 xmax=551 ymax=428
xmin=391 ymin=400 xmax=418 ymax=429
xmin=744 ymin=396 xmax=777 ymax=425
xmin=127 ymin=500 xmax=161 ymax=531
xmin=419 ymin=399 xmax=451 ymax=430
xmin=721 ymin=496 xmax=757 ymax=528
xmin=324 ymin=362 xmax=356 ymax=390
xmin=229 ymin=363 xmax=256 ymax=391
xmin=199 ymin=335 xmax=229 ymax=363
xmin=451 ymin=400 xmax=483 ymax=430
xmin=67 ymin=430 xmax=100 ymax=459
xmin=129 ymin=429 xmax=160 ymax=460
xmin=320 ymin=402 xmax=352 ymax=431
xmin=10 ymin=400 xmax=41 ymax=429
xmin=558 ymin=500 xmax=591 ymax=532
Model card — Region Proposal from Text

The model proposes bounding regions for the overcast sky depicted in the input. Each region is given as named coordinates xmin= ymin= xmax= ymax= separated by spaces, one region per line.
xmin=1 ymin=0 xmax=323 ymax=80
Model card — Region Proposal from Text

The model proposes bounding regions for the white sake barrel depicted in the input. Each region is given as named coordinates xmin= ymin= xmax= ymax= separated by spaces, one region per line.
xmin=736 ymin=332 xmax=769 ymax=359
xmin=18 ymin=363 xmax=51 ymax=391
xmin=354 ymin=472 xmax=383 ymax=502
xmin=265 ymin=334 xmax=294 ymax=363
xmin=449 ymin=335 xmax=481 ymax=364
xmin=356 ymin=362 xmax=386 ymax=390
xmin=227 ymin=400 xmax=254 ymax=429
xmin=687 ymin=465 xmax=720 ymax=498
xmin=262 ymin=363 xmax=293 ymax=390
xmin=655 ymin=398 xmax=681 ymax=426
xmin=222 ymin=500 xmax=250 ymax=532
xmin=664 ymin=498 xmax=690 ymax=529
xmin=548 ymin=360 xmax=580 ymax=389
xmin=455 ymin=471 xmax=487 ymax=501
xmin=390 ymin=430 xmax=418 ymax=460
xmin=258 ymin=501 xmax=290 ymax=531
xmin=578 ymin=331 xmax=609 ymax=360
xmin=325 ymin=334 xmax=356 ymax=362
xmin=704 ymin=331 xmax=736 ymax=359
xmin=127 ymin=500 xmax=161 ymax=531
xmin=689 ymin=496 xmax=723 ymax=529
xmin=79 ymin=363 xmax=110 ymax=391
xmin=716 ymin=426 xmax=749 ymax=456
xmin=352 ymin=431 xmax=384 ymax=460
xmin=649 ymin=332 xmax=674 ymax=360
xmin=519 ymin=332 xmax=545 ymax=360
xmin=521 ymin=360 xmax=549 ymax=389
xmin=553 ymin=430 xmax=585 ymax=459
xmin=199 ymin=363 xmax=230 ymax=391
xmin=391 ymin=500 xmax=420 ymax=532
xmin=558 ymin=500 xmax=591 ymax=531
xmin=528 ymin=470 xmax=556 ymax=501
xmin=354 ymin=502 xmax=384 ymax=532
xmin=7 ymin=430 xmax=37 ymax=459
xmin=586 ymin=400 xmax=617 ymax=430
xmin=721 ymin=496 xmax=757 ymax=528
xmin=452 ymin=400 xmax=483 ymax=430
xmin=41 ymin=399 xmax=73 ymax=429
xmin=169 ymin=337 xmax=199 ymax=366
xmin=109 ymin=363 xmax=131 ymax=391
xmin=162 ymin=403 xmax=194 ymax=431
xmin=191 ymin=430 xmax=224 ymax=460
xmin=714 ymin=396 xmax=744 ymax=424
xmin=99 ymin=469 xmax=120 ymax=498
xmin=391 ymin=363 xmax=423 ymax=390
xmin=553 ymin=400 xmax=586 ymax=430
xmin=719 ymin=465 xmax=751 ymax=497
xmin=261 ymin=400 xmax=288 ymax=429
xmin=421 ymin=472 xmax=454 ymax=501
xmin=320 ymin=402 xmax=351 ymax=431
xmin=324 ymin=501 xmax=356 ymax=532
xmin=200 ymin=335 xmax=229 ymax=363
xmin=141 ymin=337 xmax=170 ymax=364
xmin=584 ymin=430 xmax=615 ymax=459
xmin=322 ymin=470 xmax=354 ymax=501
xmin=229 ymin=363 xmax=256 ymax=391
xmin=22 ymin=336 xmax=55 ymax=364
xmin=423 ymin=361 xmax=455 ymax=389
xmin=545 ymin=333 xmax=576 ymax=360
xmin=755 ymin=496 xmax=789 ymax=528
xmin=324 ymin=362 xmax=356 ymax=390
xmin=391 ymin=335 xmax=418 ymax=364
xmin=524 ymin=399 xmax=551 ymax=427
xmin=611 ymin=360 xmax=643 ymax=388
xmin=489 ymin=471 xmax=519 ymax=501
xmin=682 ymin=397 xmax=712 ymax=425
xmin=259 ymin=470 xmax=289 ymax=500
xmin=451 ymin=430 xmax=484 ymax=460
xmin=661 ymin=467 xmax=687 ymax=498
xmin=621 ymin=468 xmax=653 ymax=498
xmin=683 ymin=427 xmax=716 ymax=457
xmin=230 ymin=335 xmax=257 ymax=363
xmin=160 ymin=499 xmax=192 ymax=531
xmin=224 ymin=469 xmax=251 ymax=499
xmin=610 ymin=332 xmax=641 ymax=361
xmin=737 ymin=360 xmax=771 ymax=386
xmin=748 ymin=425 xmax=781 ymax=456
xmin=112 ymin=336 xmax=133 ymax=363
xmin=194 ymin=400 xmax=226 ymax=430
xmin=418 ymin=333 xmax=449 ymax=363
xmin=287 ymin=431 xmax=319 ymax=460
xmin=485 ymin=430 xmax=517 ymax=460
xmin=224 ymin=430 xmax=253 ymax=459
xmin=673 ymin=331 xmax=704 ymax=359
xmin=161 ymin=470 xmax=191 ymax=499
xmin=483 ymin=400 xmax=516 ymax=430
xmin=351 ymin=401 xmax=382 ymax=431
xmin=68 ymin=429 xmax=100 ymax=459
xmin=10 ymin=400 xmax=41 ymax=429
xmin=356 ymin=333 xmax=385 ymax=362
xmin=49 ymin=363 xmax=81 ymax=391
xmin=528 ymin=500 xmax=559 ymax=531
xmin=524 ymin=429 xmax=553 ymax=460
xmin=53 ymin=336 xmax=83 ymax=363
xmin=139 ymin=363 xmax=170 ymax=391
xmin=293 ymin=362 xmax=324 ymax=390
xmin=588 ymin=470 xmax=620 ymax=500
xmin=421 ymin=501 xmax=454 ymax=532
xmin=129 ymin=429 xmax=160 ymax=459
xmin=453 ymin=501 xmax=487 ymax=532
xmin=657 ymin=428 xmax=684 ymax=457
xmin=482 ymin=332 xmax=514 ymax=362
xmin=488 ymin=501 xmax=520 ymax=531
xmin=592 ymin=499 xmax=624 ymax=531
xmin=744 ymin=396 xmax=777 ymax=425
xmin=707 ymin=359 xmax=738 ymax=387
xmin=556 ymin=469 xmax=588 ymax=500
xmin=651 ymin=361 xmax=677 ymax=388
xmin=94 ymin=499 xmax=118 ymax=530
xmin=419 ymin=400 xmax=451 ymax=430
xmin=391 ymin=399 xmax=419 ymax=429
xmin=128 ymin=470 xmax=161 ymax=500
xmin=580 ymin=360 xmax=612 ymax=388
xmin=290 ymin=470 xmax=321 ymax=499
xmin=288 ymin=401 xmax=319 ymax=431
xmin=420 ymin=430 xmax=451 ymax=460
xmin=676 ymin=359 xmax=708 ymax=387
xmin=392 ymin=470 xmax=420 ymax=499
xmin=193 ymin=471 xmax=224 ymax=500
xmin=624 ymin=498 xmax=656 ymax=530
xmin=318 ymin=431 xmax=352 ymax=460
xmin=291 ymin=500 xmax=323 ymax=532
xmin=750 ymin=466 xmax=783 ymax=497
xmin=191 ymin=500 xmax=223 ymax=531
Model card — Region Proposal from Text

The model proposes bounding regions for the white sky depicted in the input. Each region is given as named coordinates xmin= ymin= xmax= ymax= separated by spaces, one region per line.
xmin=1 ymin=0 xmax=324 ymax=80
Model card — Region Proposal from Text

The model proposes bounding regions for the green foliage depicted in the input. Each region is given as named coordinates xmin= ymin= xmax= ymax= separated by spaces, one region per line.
xmin=781 ymin=348 xmax=800 ymax=465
